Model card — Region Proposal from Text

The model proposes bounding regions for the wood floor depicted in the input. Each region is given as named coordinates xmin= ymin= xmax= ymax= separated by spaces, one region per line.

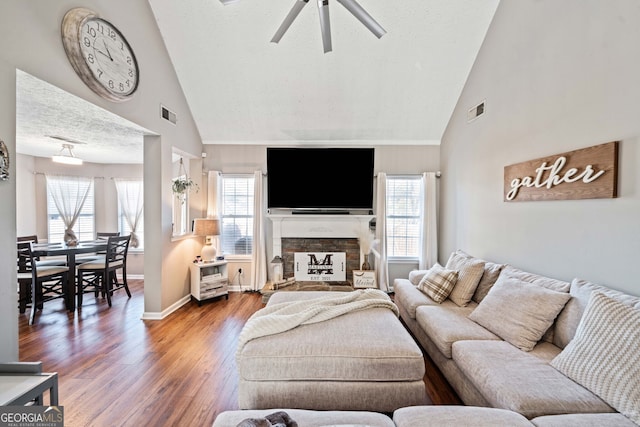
xmin=19 ymin=280 xmax=460 ymax=426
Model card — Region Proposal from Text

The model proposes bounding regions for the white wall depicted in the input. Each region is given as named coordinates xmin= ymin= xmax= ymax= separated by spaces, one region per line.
xmin=440 ymin=0 xmax=640 ymax=296
xmin=0 ymin=0 xmax=206 ymax=360
xmin=0 ymin=61 xmax=18 ymax=361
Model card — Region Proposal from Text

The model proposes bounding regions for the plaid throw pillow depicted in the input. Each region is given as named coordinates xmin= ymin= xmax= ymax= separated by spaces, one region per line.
xmin=417 ymin=263 xmax=459 ymax=303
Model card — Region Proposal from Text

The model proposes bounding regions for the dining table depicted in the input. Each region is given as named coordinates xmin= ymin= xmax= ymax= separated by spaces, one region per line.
xmin=31 ymin=240 xmax=108 ymax=311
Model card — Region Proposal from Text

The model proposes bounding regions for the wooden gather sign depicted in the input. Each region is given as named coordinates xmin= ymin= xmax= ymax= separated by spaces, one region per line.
xmin=504 ymin=141 xmax=618 ymax=202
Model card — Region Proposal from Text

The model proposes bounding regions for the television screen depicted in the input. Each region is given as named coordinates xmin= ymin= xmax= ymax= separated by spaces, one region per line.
xmin=267 ymin=148 xmax=375 ymax=211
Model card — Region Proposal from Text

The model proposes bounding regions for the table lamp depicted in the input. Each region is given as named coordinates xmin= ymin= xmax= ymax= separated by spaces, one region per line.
xmin=193 ymin=218 xmax=220 ymax=262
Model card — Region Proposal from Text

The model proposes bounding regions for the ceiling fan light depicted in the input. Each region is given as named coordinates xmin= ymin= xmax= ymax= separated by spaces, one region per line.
xmin=336 ymin=0 xmax=386 ymax=38
xmin=317 ymin=0 xmax=332 ymax=53
xmin=52 ymin=143 xmax=83 ymax=165
xmin=52 ymin=155 xmax=83 ymax=165
xmin=271 ymin=0 xmax=310 ymax=43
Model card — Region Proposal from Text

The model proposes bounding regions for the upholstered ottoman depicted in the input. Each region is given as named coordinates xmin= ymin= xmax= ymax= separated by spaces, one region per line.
xmin=236 ymin=291 xmax=428 ymax=412
xmin=213 ymin=409 xmax=395 ymax=427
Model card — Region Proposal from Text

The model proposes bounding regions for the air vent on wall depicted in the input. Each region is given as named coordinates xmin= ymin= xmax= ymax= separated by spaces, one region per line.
xmin=467 ymin=100 xmax=485 ymax=123
xmin=161 ymin=105 xmax=177 ymax=125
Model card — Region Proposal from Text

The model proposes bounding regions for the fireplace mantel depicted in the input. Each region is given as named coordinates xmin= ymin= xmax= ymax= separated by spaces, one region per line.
xmin=268 ymin=214 xmax=374 ymax=259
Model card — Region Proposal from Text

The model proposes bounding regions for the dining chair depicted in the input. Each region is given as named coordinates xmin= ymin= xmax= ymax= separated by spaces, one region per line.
xmin=17 ymin=242 xmax=71 ymax=325
xmin=17 ymin=235 xmax=66 ymax=267
xmin=75 ymin=231 xmax=121 ymax=264
xmin=76 ymin=235 xmax=131 ymax=307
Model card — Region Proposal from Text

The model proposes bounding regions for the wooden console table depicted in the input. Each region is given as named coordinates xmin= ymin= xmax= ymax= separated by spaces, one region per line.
xmin=0 ymin=362 xmax=59 ymax=406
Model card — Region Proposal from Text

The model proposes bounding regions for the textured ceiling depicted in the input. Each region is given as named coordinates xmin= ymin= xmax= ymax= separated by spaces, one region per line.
xmin=16 ymin=70 xmax=148 ymax=164
xmin=15 ymin=0 xmax=499 ymax=164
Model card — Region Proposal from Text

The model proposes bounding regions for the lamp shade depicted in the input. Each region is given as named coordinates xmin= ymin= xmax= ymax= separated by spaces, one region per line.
xmin=193 ymin=218 xmax=220 ymax=236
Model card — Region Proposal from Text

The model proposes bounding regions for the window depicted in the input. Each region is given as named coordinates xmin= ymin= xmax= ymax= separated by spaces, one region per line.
xmin=220 ymin=175 xmax=255 ymax=256
xmin=386 ymin=176 xmax=422 ymax=258
xmin=47 ymin=178 xmax=95 ymax=243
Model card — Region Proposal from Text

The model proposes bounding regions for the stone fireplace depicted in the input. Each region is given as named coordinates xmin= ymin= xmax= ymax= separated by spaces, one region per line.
xmin=269 ymin=214 xmax=374 ymax=283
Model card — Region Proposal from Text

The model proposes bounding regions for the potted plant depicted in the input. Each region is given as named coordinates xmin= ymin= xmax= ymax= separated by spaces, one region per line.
xmin=172 ymin=158 xmax=198 ymax=203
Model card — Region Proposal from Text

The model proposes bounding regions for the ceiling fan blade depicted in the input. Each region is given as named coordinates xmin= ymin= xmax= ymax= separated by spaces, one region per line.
xmin=317 ymin=0 xmax=332 ymax=53
xmin=271 ymin=0 xmax=310 ymax=43
xmin=336 ymin=0 xmax=386 ymax=39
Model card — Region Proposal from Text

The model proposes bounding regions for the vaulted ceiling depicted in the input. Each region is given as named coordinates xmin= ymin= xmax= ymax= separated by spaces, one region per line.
xmin=16 ymin=1 xmax=499 ymax=164
xmin=148 ymin=0 xmax=499 ymax=145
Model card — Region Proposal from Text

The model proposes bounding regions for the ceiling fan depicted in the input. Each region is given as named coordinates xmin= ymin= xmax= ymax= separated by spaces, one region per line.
xmin=271 ymin=0 xmax=386 ymax=53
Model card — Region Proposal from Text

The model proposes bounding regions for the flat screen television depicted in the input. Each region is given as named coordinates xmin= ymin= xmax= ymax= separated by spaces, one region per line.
xmin=267 ymin=147 xmax=375 ymax=211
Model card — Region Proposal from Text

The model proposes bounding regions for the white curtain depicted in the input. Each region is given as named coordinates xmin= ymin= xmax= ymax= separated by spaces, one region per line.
xmin=207 ymin=170 xmax=222 ymax=253
xmin=375 ymin=172 xmax=390 ymax=292
xmin=207 ymin=170 xmax=222 ymax=218
xmin=46 ymin=175 xmax=93 ymax=243
xmin=114 ymin=179 xmax=144 ymax=248
xmin=419 ymin=172 xmax=438 ymax=269
xmin=250 ymin=170 xmax=267 ymax=291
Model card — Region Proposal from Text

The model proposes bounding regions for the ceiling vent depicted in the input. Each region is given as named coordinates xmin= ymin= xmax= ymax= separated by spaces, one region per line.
xmin=161 ymin=105 xmax=177 ymax=125
xmin=467 ymin=100 xmax=485 ymax=123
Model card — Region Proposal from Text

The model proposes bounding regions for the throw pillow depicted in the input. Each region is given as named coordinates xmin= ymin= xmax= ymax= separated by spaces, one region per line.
xmin=417 ymin=263 xmax=459 ymax=303
xmin=408 ymin=269 xmax=429 ymax=286
xmin=445 ymin=251 xmax=485 ymax=307
xmin=472 ymin=261 xmax=505 ymax=303
xmin=553 ymin=278 xmax=640 ymax=349
xmin=468 ymin=276 xmax=571 ymax=351
xmin=551 ymin=292 xmax=640 ymax=425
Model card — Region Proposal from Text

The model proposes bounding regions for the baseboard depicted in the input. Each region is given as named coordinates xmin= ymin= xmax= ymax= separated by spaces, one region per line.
xmin=141 ymin=294 xmax=191 ymax=320
xmin=128 ymin=274 xmax=144 ymax=280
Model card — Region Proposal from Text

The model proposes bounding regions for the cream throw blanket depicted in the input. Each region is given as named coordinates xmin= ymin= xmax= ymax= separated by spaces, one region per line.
xmin=237 ymin=289 xmax=398 ymax=356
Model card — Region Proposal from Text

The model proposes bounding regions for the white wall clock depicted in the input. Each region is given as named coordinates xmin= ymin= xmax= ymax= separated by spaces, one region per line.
xmin=61 ymin=8 xmax=139 ymax=102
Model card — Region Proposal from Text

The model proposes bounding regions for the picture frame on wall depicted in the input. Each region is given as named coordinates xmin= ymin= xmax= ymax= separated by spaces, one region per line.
xmin=353 ymin=270 xmax=377 ymax=289
xmin=0 ymin=140 xmax=9 ymax=181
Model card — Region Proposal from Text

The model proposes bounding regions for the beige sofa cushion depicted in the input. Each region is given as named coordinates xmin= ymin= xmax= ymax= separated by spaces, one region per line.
xmin=213 ymin=409 xmax=395 ymax=427
xmin=500 ymin=265 xmax=570 ymax=293
xmin=531 ymin=413 xmax=638 ymax=427
xmin=393 ymin=406 xmax=534 ymax=427
xmin=453 ymin=340 xmax=614 ymax=419
xmin=416 ymin=304 xmax=500 ymax=359
xmin=392 ymin=278 xmax=440 ymax=319
xmin=551 ymin=292 xmax=640 ymax=425
xmin=417 ymin=263 xmax=458 ymax=303
xmin=408 ymin=269 xmax=429 ymax=286
xmin=553 ymin=278 xmax=640 ymax=349
xmin=468 ymin=276 xmax=571 ymax=351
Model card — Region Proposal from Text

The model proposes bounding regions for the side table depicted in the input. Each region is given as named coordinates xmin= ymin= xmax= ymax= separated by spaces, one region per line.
xmin=0 ymin=362 xmax=58 ymax=406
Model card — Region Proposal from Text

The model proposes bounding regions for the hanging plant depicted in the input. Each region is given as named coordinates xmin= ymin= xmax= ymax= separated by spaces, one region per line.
xmin=172 ymin=176 xmax=198 ymax=195
xmin=172 ymin=158 xmax=199 ymax=202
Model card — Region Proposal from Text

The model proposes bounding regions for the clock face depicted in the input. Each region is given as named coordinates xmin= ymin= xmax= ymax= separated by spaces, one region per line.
xmin=62 ymin=8 xmax=139 ymax=102
xmin=79 ymin=18 xmax=139 ymax=98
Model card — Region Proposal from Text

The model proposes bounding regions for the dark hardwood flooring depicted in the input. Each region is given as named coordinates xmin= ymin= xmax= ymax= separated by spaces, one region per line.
xmin=19 ymin=280 xmax=460 ymax=426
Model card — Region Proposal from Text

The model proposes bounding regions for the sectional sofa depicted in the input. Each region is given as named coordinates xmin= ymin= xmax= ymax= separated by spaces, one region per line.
xmin=216 ymin=249 xmax=639 ymax=426
xmin=393 ymin=249 xmax=639 ymax=425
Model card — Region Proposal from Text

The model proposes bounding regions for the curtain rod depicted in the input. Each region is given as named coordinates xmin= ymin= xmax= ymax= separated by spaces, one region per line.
xmin=32 ymin=171 xmax=105 ymax=179
xmin=373 ymin=171 xmax=441 ymax=178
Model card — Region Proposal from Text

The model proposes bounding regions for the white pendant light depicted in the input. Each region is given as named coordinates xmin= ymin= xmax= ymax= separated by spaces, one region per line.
xmin=52 ymin=143 xmax=83 ymax=165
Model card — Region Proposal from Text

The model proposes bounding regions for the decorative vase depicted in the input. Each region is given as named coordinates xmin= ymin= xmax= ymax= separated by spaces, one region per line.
xmin=361 ymin=254 xmax=371 ymax=271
